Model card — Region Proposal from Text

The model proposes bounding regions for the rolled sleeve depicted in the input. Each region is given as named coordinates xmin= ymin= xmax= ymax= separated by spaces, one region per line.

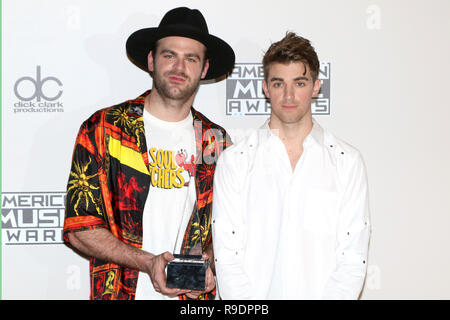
xmin=63 ymin=118 xmax=107 ymax=243
xmin=322 ymin=152 xmax=371 ymax=299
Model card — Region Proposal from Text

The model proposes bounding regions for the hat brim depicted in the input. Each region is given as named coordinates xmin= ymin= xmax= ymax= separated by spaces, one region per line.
xmin=126 ymin=26 xmax=235 ymax=80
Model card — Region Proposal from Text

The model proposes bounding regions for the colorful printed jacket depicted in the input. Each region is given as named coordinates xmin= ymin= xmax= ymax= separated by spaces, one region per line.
xmin=63 ymin=91 xmax=231 ymax=300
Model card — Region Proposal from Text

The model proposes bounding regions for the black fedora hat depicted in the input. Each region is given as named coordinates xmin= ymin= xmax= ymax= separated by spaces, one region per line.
xmin=126 ymin=7 xmax=235 ymax=80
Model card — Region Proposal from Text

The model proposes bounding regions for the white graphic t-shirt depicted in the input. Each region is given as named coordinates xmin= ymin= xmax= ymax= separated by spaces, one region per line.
xmin=135 ymin=109 xmax=196 ymax=300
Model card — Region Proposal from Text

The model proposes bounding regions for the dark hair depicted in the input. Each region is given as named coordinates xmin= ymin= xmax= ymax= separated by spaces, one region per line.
xmin=262 ymin=32 xmax=319 ymax=81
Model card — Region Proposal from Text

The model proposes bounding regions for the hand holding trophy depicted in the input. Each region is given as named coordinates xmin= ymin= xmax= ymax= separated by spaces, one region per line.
xmin=166 ymin=193 xmax=214 ymax=295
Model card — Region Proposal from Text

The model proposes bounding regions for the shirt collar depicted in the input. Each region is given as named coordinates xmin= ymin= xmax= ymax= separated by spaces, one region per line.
xmin=260 ymin=117 xmax=324 ymax=148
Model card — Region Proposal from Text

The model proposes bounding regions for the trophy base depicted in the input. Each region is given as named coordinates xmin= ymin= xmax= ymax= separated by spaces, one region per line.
xmin=166 ymin=254 xmax=208 ymax=291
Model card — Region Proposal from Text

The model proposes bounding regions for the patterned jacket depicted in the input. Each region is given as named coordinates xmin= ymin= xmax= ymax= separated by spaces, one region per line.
xmin=63 ymin=91 xmax=231 ymax=300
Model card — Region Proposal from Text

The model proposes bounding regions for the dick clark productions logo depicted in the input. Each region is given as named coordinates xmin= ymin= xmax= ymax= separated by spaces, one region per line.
xmin=13 ymin=65 xmax=64 ymax=113
xmin=226 ymin=62 xmax=331 ymax=116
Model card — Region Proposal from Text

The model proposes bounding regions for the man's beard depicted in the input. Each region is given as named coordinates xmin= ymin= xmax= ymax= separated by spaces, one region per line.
xmin=152 ymin=68 xmax=201 ymax=102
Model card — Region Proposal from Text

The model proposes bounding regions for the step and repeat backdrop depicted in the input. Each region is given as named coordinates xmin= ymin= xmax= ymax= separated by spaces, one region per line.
xmin=2 ymin=0 xmax=450 ymax=299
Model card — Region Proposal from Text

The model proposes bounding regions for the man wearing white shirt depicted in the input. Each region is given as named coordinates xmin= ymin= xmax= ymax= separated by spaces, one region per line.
xmin=212 ymin=32 xmax=371 ymax=299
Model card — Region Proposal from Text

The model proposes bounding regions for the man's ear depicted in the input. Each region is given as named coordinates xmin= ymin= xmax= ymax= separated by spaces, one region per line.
xmin=262 ymin=79 xmax=270 ymax=99
xmin=201 ymin=59 xmax=210 ymax=79
xmin=147 ymin=51 xmax=155 ymax=73
xmin=312 ymin=78 xmax=322 ymax=97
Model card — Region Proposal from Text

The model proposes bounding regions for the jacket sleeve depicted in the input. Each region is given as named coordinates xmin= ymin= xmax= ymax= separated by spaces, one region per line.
xmin=322 ymin=152 xmax=371 ymax=299
xmin=63 ymin=112 xmax=108 ymax=243
xmin=212 ymin=150 xmax=254 ymax=299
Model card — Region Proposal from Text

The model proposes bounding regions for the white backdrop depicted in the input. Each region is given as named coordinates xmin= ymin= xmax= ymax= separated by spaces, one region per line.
xmin=2 ymin=0 xmax=450 ymax=299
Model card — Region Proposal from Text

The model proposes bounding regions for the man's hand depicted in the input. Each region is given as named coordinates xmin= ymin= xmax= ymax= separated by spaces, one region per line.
xmin=66 ymin=230 xmax=200 ymax=298
xmin=146 ymin=251 xmax=191 ymax=298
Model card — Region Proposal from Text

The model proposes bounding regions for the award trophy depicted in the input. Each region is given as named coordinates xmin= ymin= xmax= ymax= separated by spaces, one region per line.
xmin=166 ymin=201 xmax=209 ymax=291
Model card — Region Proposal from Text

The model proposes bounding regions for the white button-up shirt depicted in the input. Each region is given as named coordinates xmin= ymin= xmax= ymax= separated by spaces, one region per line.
xmin=212 ymin=119 xmax=371 ymax=299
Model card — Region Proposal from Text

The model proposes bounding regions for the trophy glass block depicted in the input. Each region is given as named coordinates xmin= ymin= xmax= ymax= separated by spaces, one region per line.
xmin=166 ymin=206 xmax=209 ymax=291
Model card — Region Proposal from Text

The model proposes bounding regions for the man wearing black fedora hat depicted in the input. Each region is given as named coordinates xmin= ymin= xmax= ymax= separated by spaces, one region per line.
xmin=63 ymin=7 xmax=234 ymax=300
